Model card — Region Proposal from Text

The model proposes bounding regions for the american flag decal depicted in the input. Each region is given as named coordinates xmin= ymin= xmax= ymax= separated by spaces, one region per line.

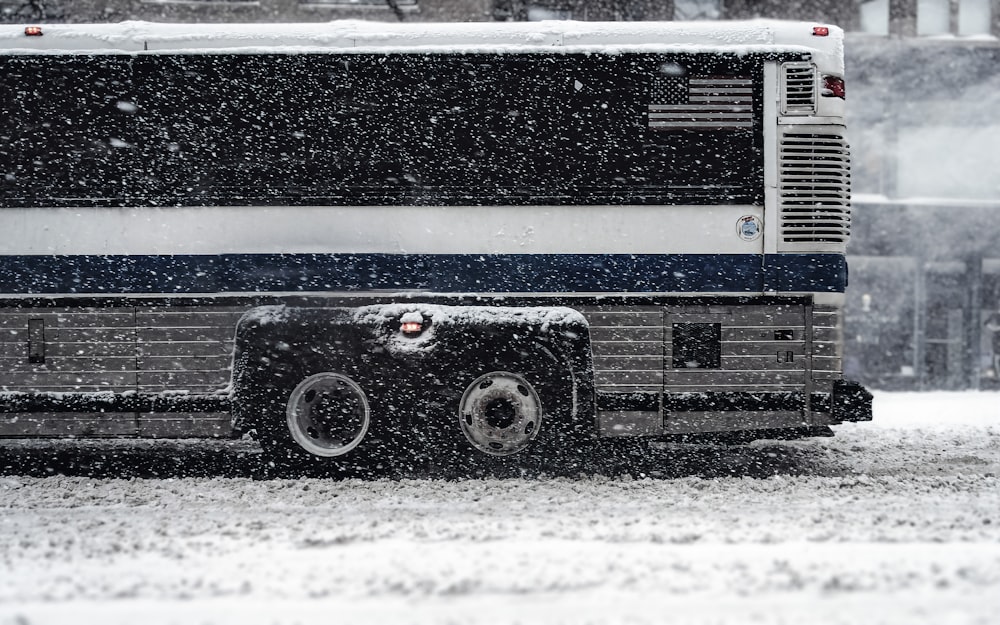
xmin=648 ymin=76 xmax=753 ymax=131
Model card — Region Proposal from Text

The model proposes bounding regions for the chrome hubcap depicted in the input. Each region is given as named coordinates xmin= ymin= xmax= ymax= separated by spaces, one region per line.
xmin=286 ymin=372 xmax=370 ymax=457
xmin=458 ymin=371 xmax=542 ymax=456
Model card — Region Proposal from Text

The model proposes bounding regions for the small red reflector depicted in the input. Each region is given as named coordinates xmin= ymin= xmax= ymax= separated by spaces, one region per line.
xmin=823 ymin=76 xmax=846 ymax=99
xmin=24 ymin=26 xmax=43 ymax=37
xmin=401 ymin=321 xmax=423 ymax=335
xmin=812 ymin=26 xmax=830 ymax=37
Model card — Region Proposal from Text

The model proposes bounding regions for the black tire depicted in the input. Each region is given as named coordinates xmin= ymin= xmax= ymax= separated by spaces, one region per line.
xmin=245 ymin=365 xmax=394 ymax=477
xmin=429 ymin=345 xmax=581 ymax=477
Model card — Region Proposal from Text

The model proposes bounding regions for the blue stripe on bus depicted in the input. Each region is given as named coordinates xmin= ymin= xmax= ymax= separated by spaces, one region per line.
xmin=0 ymin=253 xmax=846 ymax=295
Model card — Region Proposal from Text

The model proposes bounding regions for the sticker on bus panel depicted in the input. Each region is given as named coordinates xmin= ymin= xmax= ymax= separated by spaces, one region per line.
xmin=737 ymin=215 xmax=762 ymax=242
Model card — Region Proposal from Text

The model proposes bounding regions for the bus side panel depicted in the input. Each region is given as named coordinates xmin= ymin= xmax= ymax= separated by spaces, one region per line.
xmin=584 ymin=300 xmax=845 ymax=437
xmin=134 ymin=305 xmax=242 ymax=438
xmin=0 ymin=304 xmax=239 ymax=438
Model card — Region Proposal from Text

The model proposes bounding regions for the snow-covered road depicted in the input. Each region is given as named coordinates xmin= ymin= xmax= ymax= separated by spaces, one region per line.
xmin=1 ymin=392 xmax=998 ymax=625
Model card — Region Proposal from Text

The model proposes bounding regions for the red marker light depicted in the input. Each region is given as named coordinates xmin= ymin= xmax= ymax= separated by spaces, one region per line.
xmin=812 ymin=26 xmax=830 ymax=37
xmin=24 ymin=26 xmax=43 ymax=37
xmin=823 ymin=76 xmax=846 ymax=99
xmin=401 ymin=321 xmax=423 ymax=335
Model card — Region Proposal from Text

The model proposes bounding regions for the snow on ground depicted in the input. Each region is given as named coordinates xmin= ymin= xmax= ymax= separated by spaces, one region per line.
xmin=0 ymin=391 xmax=998 ymax=625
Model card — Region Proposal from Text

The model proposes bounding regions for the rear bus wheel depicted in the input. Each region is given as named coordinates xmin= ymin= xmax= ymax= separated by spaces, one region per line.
xmin=249 ymin=369 xmax=387 ymax=475
xmin=285 ymin=372 xmax=370 ymax=458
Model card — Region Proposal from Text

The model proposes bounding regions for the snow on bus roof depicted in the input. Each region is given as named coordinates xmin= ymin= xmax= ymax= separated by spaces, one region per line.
xmin=0 ymin=19 xmax=841 ymax=58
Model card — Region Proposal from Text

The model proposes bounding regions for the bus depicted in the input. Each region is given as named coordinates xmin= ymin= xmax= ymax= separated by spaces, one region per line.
xmin=0 ymin=20 xmax=871 ymax=470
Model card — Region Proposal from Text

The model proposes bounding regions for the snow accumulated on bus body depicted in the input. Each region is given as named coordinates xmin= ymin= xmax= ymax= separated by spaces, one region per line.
xmin=0 ymin=20 xmax=870 ymax=469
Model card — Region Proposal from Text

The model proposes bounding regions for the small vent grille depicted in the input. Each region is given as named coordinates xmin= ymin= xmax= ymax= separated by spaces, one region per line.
xmin=781 ymin=62 xmax=816 ymax=115
xmin=779 ymin=131 xmax=851 ymax=245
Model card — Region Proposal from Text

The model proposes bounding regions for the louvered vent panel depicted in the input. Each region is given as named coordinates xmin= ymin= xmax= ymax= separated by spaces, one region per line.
xmin=779 ymin=131 xmax=851 ymax=245
xmin=781 ymin=62 xmax=816 ymax=115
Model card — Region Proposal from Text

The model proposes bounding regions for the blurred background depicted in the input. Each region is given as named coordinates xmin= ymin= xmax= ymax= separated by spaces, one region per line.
xmin=4 ymin=0 xmax=1000 ymax=393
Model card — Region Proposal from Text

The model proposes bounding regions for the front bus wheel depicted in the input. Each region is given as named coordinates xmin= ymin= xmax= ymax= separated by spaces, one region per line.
xmin=458 ymin=371 xmax=543 ymax=457
xmin=434 ymin=348 xmax=579 ymax=477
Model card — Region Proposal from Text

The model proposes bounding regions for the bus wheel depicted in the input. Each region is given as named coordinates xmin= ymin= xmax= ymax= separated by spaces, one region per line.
xmin=251 ymin=370 xmax=382 ymax=475
xmin=285 ymin=372 xmax=370 ymax=458
xmin=458 ymin=371 xmax=542 ymax=457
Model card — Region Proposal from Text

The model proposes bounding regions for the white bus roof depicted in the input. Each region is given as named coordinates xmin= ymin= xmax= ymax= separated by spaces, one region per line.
xmin=0 ymin=20 xmax=842 ymax=64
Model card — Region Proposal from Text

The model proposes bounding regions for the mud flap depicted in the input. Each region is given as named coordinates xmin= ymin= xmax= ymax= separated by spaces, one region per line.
xmin=831 ymin=380 xmax=873 ymax=423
